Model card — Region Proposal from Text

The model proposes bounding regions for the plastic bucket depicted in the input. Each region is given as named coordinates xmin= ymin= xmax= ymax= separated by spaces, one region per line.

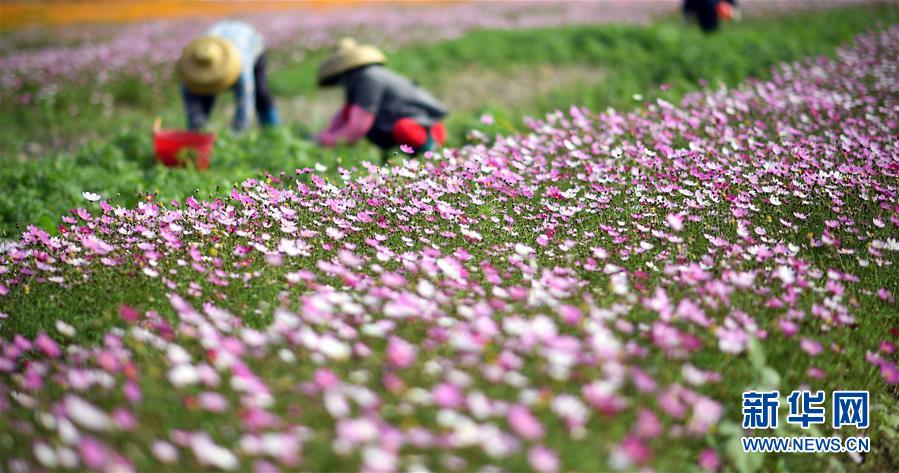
xmin=153 ymin=130 xmax=215 ymax=170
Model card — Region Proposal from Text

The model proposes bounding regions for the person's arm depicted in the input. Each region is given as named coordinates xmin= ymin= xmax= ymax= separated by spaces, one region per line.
xmin=324 ymin=105 xmax=349 ymax=132
xmin=317 ymin=104 xmax=375 ymax=147
xmin=182 ymin=86 xmax=209 ymax=131
xmin=232 ymin=68 xmax=254 ymax=132
xmin=318 ymin=70 xmax=384 ymax=147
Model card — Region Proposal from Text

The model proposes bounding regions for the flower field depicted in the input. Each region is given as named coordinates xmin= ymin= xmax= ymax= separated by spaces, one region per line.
xmin=1 ymin=9 xmax=898 ymax=471
xmin=2 ymin=0 xmax=867 ymax=95
xmin=1 ymin=4 xmax=891 ymax=237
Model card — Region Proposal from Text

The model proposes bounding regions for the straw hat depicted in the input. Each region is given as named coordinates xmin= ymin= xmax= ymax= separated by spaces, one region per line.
xmin=178 ymin=35 xmax=242 ymax=95
xmin=318 ymin=38 xmax=386 ymax=86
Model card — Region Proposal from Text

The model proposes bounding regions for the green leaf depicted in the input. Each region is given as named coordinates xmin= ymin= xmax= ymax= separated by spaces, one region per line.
xmin=747 ymin=338 xmax=766 ymax=371
xmin=726 ymin=435 xmax=764 ymax=473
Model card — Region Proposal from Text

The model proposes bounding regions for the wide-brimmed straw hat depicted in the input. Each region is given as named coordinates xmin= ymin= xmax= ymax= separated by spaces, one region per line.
xmin=178 ymin=35 xmax=242 ymax=95
xmin=318 ymin=38 xmax=386 ymax=86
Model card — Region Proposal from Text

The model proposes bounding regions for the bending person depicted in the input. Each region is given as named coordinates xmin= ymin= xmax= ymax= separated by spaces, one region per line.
xmin=317 ymin=38 xmax=448 ymax=157
xmin=683 ymin=0 xmax=740 ymax=33
xmin=178 ymin=21 xmax=279 ymax=132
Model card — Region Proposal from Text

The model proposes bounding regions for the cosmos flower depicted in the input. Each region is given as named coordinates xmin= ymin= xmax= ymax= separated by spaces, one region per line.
xmin=1 ymin=21 xmax=897 ymax=472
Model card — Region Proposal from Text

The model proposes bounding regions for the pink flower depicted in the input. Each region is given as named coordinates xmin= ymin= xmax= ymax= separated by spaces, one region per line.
xmin=778 ymin=319 xmax=799 ymax=337
xmin=34 ymin=332 xmax=61 ymax=358
xmin=152 ymin=440 xmax=178 ymax=463
xmin=665 ymin=213 xmax=684 ymax=232
xmin=82 ymin=235 xmax=114 ymax=255
xmin=544 ymin=186 xmax=563 ymax=199
xmin=508 ymin=405 xmax=544 ymax=440
xmin=657 ymin=388 xmax=687 ymax=419
xmin=880 ymin=361 xmax=899 ymax=384
xmin=716 ymin=327 xmax=748 ymax=354
xmin=528 ymin=446 xmax=560 ymax=473
xmin=78 ymin=437 xmax=108 ymax=469
xmin=383 ymin=373 xmax=405 ymax=393
xmin=558 ymin=304 xmax=582 ymax=325
xmin=381 ymin=272 xmax=406 ymax=288
xmin=399 ymin=144 xmax=414 ymax=154
xmin=119 ymin=304 xmax=140 ymax=323
xmin=386 ymin=336 xmax=416 ymax=368
xmin=631 ymin=368 xmax=657 ymax=393
xmin=807 ymin=366 xmax=826 ymax=379
xmin=698 ymin=448 xmax=720 ymax=471
xmin=314 ymin=368 xmax=340 ymax=389
xmin=432 ymin=383 xmax=463 ymax=409
xmin=112 ymin=408 xmax=137 ymax=430
xmin=688 ymin=397 xmax=723 ymax=434
xmin=634 ymin=409 xmax=662 ymax=438
xmin=618 ymin=435 xmax=652 ymax=464
xmin=254 ymin=460 xmax=280 ymax=473
xmin=123 ymin=381 xmax=142 ymax=403
xmin=336 ymin=418 xmax=379 ymax=445
xmin=800 ymin=338 xmax=823 ymax=356
xmin=198 ymin=392 xmax=229 ymax=412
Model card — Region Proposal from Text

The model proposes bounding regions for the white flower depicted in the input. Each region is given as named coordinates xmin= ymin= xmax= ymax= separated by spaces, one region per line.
xmin=34 ymin=442 xmax=58 ymax=468
xmin=551 ymin=394 xmax=589 ymax=424
xmin=363 ymin=446 xmax=397 ymax=472
xmin=514 ymin=243 xmax=535 ymax=256
xmin=55 ymin=320 xmax=76 ymax=337
xmin=611 ymin=272 xmax=629 ymax=295
xmin=776 ymin=266 xmax=796 ymax=285
xmin=166 ymin=345 xmax=191 ymax=365
xmin=320 ymin=337 xmax=350 ymax=360
xmin=57 ymin=418 xmax=80 ymax=445
xmin=436 ymin=257 xmax=463 ymax=280
xmin=168 ymin=364 xmax=200 ymax=387
xmin=324 ymin=390 xmax=351 ymax=418
xmin=56 ymin=446 xmax=78 ymax=469
xmin=152 ymin=440 xmax=178 ymax=463
xmin=417 ymin=279 xmax=436 ymax=298
xmin=64 ymin=395 xmax=112 ymax=431
xmin=191 ymin=434 xmax=238 ymax=470
xmin=82 ymin=192 xmax=101 ymax=202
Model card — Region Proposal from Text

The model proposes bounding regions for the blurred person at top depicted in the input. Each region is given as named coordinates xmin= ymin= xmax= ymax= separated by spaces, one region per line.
xmin=683 ymin=0 xmax=740 ymax=33
xmin=178 ymin=21 xmax=279 ymax=132
xmin=316 ymin=38 xmax=448 ymax=158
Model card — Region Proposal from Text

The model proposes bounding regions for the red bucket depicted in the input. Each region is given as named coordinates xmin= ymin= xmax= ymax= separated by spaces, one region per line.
xmin=153 ymin=130 xmax=215 ymax=170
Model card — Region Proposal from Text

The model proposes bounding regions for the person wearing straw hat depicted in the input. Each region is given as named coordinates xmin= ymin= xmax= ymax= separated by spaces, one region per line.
xmin=683 ymin=0 xmax=740 ymax=33
xmin=179 ymin=21 xmax=279 ymax=132
xmin=317 ymin=38 xmax=447 ymax=157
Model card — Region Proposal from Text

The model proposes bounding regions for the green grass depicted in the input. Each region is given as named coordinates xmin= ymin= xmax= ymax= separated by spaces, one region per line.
xmin=0 ymin=4 xmax=894 ymax=239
